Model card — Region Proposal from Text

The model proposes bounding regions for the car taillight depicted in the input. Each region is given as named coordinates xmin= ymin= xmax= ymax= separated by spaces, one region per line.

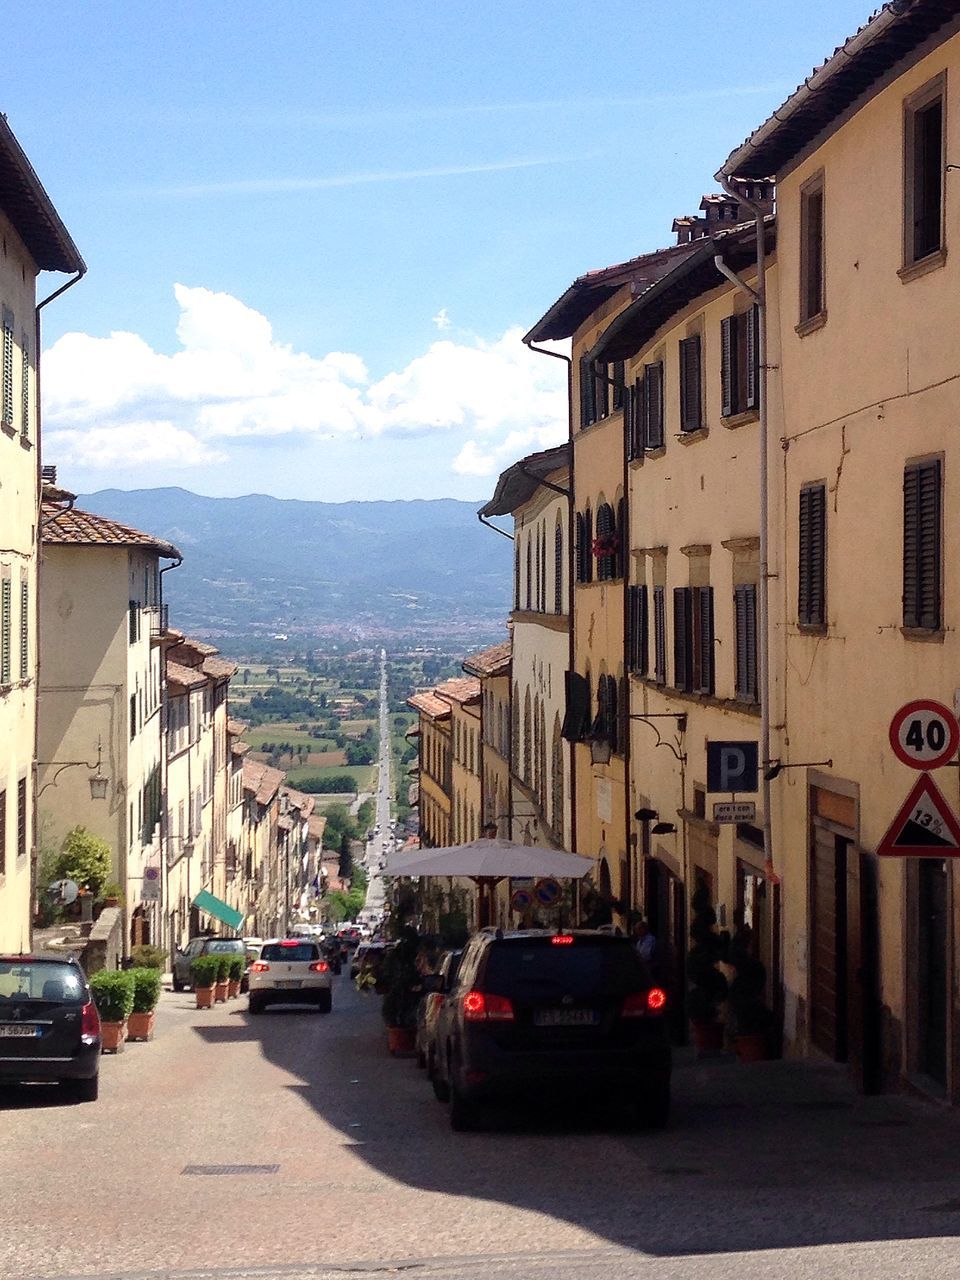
xmin=81 ymin=1000 xmax=101 ymax=1040
xmin=463 ymin=990 xmax=514 ymax=1022
xmin=308 ymin=961 xmax=329 ymax=973
xmin=551 ymin=934 xmax=574 ymax=945
xmin=250 ymin=961 xmax=270 ymax=973
xmin=622 ymin=988 xmax=668 ymax=1018
xmin=280 ymin=939 xmax=300 ymax=948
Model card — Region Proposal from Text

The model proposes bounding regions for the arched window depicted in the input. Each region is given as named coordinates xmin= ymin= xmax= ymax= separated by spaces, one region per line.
xmin=616 ymin=496 xmax=627 ymax=580
xmin=525 ymin=536 xmax=532 ymax=610
xmin=538 ymin=703 xmax=547 ymax=807
xmin=512 ymin=684 xmax=521 ymax=774
xmin=540 ymin=520 xmax=547 ymax=611
xmin=575 ymin=512 xmax=585 ymax=583
xmin=551 ymin=716 xmax=564 ymax=837
xmin=595 ymin=502 xmax=617 ymax=582
xmin=523 ymin=690 xmax=532 ymax=785
xmin=554 ymin=518 xmax=564 ymax=613
xmin=595 ymin=673 xmax=618 ymax=752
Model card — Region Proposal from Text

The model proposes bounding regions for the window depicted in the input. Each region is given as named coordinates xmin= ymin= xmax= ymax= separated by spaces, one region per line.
xmin=628 ymin=584 xmax=649 ymax=675
xmin=653 ymin=586 xmax=666 ymax=684
xmin=612 ymin=361 xmax=625 ymax=412
xmin=525 ymin=537 xmax=532 ymax=610
xmin=1 ymin=309 xmax=13 ymax=427
xmin=130 ymin=694 xmax=137 ymax=741
xmin=16 ymin=777 xmax=26 ymax=860
xmin=594 ymin=674 xmax=618 ymax=753
xmin=672 ymin=587 xmax=713 ymax=694
xmin=798 ymin=484 xmax=827 ymax=626
xmin=579 ymin=356 xmax=597 ymax=428
xmin=720 ymin=307 xmax=759 ymax=417
xmin=903 ymin=458 xmax=942 ymax=630
xmin=673 ymin=588 xmax=693 ymax=692
xmin=642 ymin=361 xmax=664 ymax=449
xmin=554 ymin=520 xmax=564 ymax=614
xmin=905 ymin=77 xmax=945 ymax=266
xmin=679 ymin=335 xmax=703 ymax=431
xmin=513 ymin=540 xmax=521 ymax=609
xmin=0 ymin=577 xmax=10 ymax=685
xmin=616 ymin=497 xmax=627 ymax=579
xmin=19 ymin=580 xmax=28 ymax=681
xmin=561 ymin=671 xmax=591 ymax=742
xmin=128 ymin=600 xmax=140 ymax=644
xmin=595 ymin=502 xmax=618 ymax=581
xmin=734 ymin=584 xmax=758 ymax=702
xmin=576 ymin=508 xmax=593 ymax=584
xmin=20 ymin=332 xmax=29 ymax=439
xmin=800 ymin=175 xmax=825 ymax=322
xmin=0 ymin=788 xmax=5 ymax=876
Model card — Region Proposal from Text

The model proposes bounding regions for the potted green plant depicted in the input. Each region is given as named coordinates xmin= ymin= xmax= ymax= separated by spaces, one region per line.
xmin=227 ymin=955 xmax=243 ymax=999
xmin=380 ymin=928 xmax=421 ymax=1056
xmin=89 ymin=969 xmax=135 ymax=1052
xmin=128 ymin=967 xmax=162 ymax=1041
xmin=727 ymin=933 xmax=772 ymax=1062
xmin=686 ymin=885 xmax=728 ymax=1054
xmin=130 ymin=943 xmax=167 ymax=970
xmin=214 ymin=954 xmax=230 ymax=1003
xmin=190 ymin=955 xmax=220 ymax=1009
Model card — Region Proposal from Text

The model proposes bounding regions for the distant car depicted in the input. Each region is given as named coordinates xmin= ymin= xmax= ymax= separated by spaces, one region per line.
xmin=351 ymin=941 xmax=394 ymax=983
xmin=0 ymin=952 xmax=101 ymax=1102
xmin=416 ymin=949 xmax=463 ymax=1078
xmin=242 ymin=938 xmax=265 ymax=993
xmin=432 ymin=929 xmax=671 ymax=1131
xmin=172 ymin=936 xmax=246 ymax=992
xmin=247 ymin=939 xmax=333 ymax=1014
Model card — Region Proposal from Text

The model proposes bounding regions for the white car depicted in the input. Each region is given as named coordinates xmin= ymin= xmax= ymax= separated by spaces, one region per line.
xmin=247 ymin=939 xmax=333 ymax=1014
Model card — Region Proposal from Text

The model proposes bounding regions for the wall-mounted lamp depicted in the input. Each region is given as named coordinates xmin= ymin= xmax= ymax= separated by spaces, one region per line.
xmin=635 ymin=807 xmax=659 ymax=822
xmin=588 ymin=735 xmax=613 ymax=766
xmin=652 ymin=821 xmax=677 ymax=835
xmin=634 ymin=807 xmax=677 ymax=835
xmin=37 ymin=737 xmax=110 ymax=801
xmin=763 ymin=758 xmax=833 ymax=782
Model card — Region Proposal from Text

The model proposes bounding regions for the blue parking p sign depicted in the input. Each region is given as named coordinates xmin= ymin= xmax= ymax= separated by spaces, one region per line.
xmin=706 ymin=741 xmax=759 ymax=793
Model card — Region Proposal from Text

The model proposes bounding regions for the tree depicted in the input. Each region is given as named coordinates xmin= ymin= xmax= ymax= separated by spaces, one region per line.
xmin=55 ymin=826 xmax=112 ymax=896
xmin=338 ymin=831 xmax=352 ymax=880
xmin=243 ymin=668 xmax=251 ymax=685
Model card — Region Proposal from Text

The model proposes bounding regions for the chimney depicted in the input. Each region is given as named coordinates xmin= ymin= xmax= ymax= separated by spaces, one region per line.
xmin=41 ymin=464 xmax=57 ymax=484
xmin=672 ymin=215 xmax=706 ymax=246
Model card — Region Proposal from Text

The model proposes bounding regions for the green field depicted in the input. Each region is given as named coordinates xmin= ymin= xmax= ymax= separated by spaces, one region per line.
xmin=244 ymin=724 xmax=340 ymax=751
xmin=283 ymin=763 xmax=378 ymax=791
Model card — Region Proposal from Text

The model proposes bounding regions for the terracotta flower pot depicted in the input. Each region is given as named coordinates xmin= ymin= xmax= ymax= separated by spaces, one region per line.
xmin=128 ymin=1010 xmax=156 ymax=1042
xmin=195 ymin=985 xmax=216 ymax=1010
xmin=227 ymin=979 xmax=242 ymax=999
xmin=734 ymin=1032 xmax=768 ymax=1063
xmin=215 ymin=979 xmax=229 ymax=1003
xmin=100 ymin=1020 xmax=127 ymax=1053
xmin=690 ymin=1019 xmax=725 ymax=1055
xmin=387 ymin=1025 xmax=416 ymax=1057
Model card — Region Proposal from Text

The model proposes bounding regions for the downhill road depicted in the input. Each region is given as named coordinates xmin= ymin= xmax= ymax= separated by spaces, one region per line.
xmin=361 ymin=648 xmax=391 ymax=915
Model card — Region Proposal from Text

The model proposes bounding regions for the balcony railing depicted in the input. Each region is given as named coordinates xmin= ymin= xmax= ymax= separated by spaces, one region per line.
xmin=149 ymin=603 xmax=169 ymax=636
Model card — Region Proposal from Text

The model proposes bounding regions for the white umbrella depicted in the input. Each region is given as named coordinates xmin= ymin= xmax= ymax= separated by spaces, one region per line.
xmin=382 ymin=836 xmax=593 ymax=880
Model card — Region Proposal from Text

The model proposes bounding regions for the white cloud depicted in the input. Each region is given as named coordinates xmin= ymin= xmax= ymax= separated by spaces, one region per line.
xmin=43 ymin=284 xmax=568 ymax=479
xmin=432 ymin=308 xmax=451 ymax=331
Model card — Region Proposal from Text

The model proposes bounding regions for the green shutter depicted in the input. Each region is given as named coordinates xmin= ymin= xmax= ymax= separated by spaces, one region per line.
xmin=19 ymin=580 xmax=28 ymax=680
xmin=0 ymin=579 xmax=10 ymax=685
xmin=20 ymin=334 xmax=29 ymax=439
xmin=1 ymin=311 xmax=13 ymax=426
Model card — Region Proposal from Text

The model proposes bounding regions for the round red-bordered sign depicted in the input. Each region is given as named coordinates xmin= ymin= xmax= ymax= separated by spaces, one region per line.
xmin=889 ymin=700 xmax=960 ymax=770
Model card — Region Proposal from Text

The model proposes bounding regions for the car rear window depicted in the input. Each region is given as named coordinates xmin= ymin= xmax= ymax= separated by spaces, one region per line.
xmin=482 ymin=938 xmax=644 ymax=1000
xmin=0 ymin=960 xmax=87 ymax=1003
xmin=261 ymin=943 xmax=319 ymax=962
xmin=206 ymin=940 xmax=244 ymax=952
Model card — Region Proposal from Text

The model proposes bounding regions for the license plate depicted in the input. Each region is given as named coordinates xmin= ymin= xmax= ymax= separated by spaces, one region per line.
xmin=275 ymin=980 xmax=302 ymax=989
xmin=0 ymin=1024 xmax=41 ymax=1038
xmin=534 ymin=1009 xmax=598 ymax=1027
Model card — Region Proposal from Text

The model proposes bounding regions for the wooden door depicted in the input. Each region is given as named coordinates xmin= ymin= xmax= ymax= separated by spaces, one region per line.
xmin=918 ymin=859 xmax=948 ymax=1087
xmin=810 ymin=824 xmax=847 ymax=1061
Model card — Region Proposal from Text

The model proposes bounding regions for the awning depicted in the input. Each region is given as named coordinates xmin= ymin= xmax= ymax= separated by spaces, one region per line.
xmin=191 ymin=889 xmax=244 ymax=932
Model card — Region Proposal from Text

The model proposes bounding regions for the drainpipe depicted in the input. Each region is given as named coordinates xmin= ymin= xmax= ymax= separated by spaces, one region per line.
xmin=713 ymin=180 xmax=775 ymax=882
xmin=524 ymin=338 xmax=577 ymax=916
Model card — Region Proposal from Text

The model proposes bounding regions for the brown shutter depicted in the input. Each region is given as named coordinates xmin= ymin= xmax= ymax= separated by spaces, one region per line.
xmin=0 ymin=579 xmax=10 ymax=685
xmin=653 ymin=586 xmax=666 ymax=684
xmin=631 ymin=378 xmax=644 ymax=457
xmin=639 ymin=585 xmax=649 ymax=676
xmin=584 ymin=508 xmax=593 ymax=583
xmin=720 ymin=315 xmax=737 ymax=417
xmin=799 ymin=484 xmax=826 ymax=626
xmin=697 ymin=585 xmax=714 ymax=694
xmin=914 ymin=459 xmax=942 ymax=630
xmin=745 ymin=305 xmax=760 ymax=411
xmin=734 ymin=584 xmax=758 ymax=701
xmin=673 ymin=586 xmax=692 ymax=691
xmin=616 ymin=497 xmax=626 ymax=580
xmin=612 ymin=360 xmax=625 ymax=412
xmin=554 ymin=521 xmax=563 ymax=613
xmin=679 ymin=335 xmax=702 ymax=432
xmin=645 ymin=361 xmax=664 ymax=449
xmin=624 ymin=379 xmax=635 ymax=460
xmin=580 ymin=356 xmax=595 ymax=428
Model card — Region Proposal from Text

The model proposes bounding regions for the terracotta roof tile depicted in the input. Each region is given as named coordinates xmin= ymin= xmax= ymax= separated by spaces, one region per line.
xmin=203 ymin=655 xmax=238 ymax=680
xmin=408 ymin=690 xmax=452 ymax=719
xmin=231 ymin=739 xmax=250 ymax=758
xmin=227 ymin=718 xmax=248 ymax=737
xmin=242 ymin=759 xmax=284 ymax=806
xmin=166 ymin=659 xmax=206 ymax=690
xmin=308 ymin=815 xmax=327 ymax=841
xmin=435 ymin=675 xmax=481 ymax=706
xmin=41 ymin=503 xmax=180 ymax=558
xmin=282 ymin=788 xmax=315 ymax=817
xmin=463 ymin=639 xmax=512 ymax=678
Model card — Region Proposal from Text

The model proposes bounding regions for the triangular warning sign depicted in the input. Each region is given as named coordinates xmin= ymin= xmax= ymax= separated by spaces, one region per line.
xmin=878 ymin=774 xmax=960 ymax=857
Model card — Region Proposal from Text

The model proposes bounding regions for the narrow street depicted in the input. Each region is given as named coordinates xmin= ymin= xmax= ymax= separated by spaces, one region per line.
xmin=4 ymin=974 xmax=960 ymax=1280
xmin=361 ymin=647 xmax=391 ymax=915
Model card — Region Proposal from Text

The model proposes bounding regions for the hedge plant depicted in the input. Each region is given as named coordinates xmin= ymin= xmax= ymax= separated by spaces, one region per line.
xmin=215 ymin=955 xmax=231 ymax=982
xmin=190 ymin=955 xmax=221 ymax=988
xmin=130 ymin=943 xmax=166 ymax=970
xmin=89 ymin=969 xmax=135 ymax=1022
xmin=130 ymin=967 xmax=162 ymax=1014
xmin=228 ymin=956 xmax=244 ymax=981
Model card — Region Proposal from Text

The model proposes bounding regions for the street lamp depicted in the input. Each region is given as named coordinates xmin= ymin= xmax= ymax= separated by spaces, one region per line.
xmin=37 ymin=737 xmax=110 ymax=801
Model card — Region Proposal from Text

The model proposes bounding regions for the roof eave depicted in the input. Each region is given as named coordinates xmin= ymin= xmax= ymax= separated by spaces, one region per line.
xmin=0 ymin=116 xmax=85 ymax=275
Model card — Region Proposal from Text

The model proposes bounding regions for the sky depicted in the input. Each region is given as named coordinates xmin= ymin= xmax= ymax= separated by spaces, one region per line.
xmin=11 ymin=1 xmax=876 ymax=503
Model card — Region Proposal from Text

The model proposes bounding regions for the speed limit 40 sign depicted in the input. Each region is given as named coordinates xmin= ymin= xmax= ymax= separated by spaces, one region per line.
xmin=889 ymin=700 xmax=960 ymax=770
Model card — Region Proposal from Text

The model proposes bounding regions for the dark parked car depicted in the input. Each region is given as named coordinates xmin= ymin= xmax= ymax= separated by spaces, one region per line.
xmin=416 ymin=948 xmax=462 ymax=1077
xmin=0 ymin=952 xmax=101 ymax=1102
xmin=432 ymin=929 xmax=671 ymax=1131
xmin=172 ymin=936 xmax=246 ymax=991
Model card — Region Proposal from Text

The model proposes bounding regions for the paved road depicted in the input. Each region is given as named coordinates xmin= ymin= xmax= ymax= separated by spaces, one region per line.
xmin=5 ymin=971 xmax=960 ymax=1280
xmin=362 ymin=648 xmax=391 ymax=915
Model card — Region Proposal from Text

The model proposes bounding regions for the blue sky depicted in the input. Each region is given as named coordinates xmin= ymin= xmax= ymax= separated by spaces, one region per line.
xmin=13 ymin=1 xmax=874 ymax=502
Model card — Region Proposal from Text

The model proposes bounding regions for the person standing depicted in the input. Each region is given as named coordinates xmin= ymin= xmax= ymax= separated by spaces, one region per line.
xmin=633 ymin=919 xmax=657 ymax=969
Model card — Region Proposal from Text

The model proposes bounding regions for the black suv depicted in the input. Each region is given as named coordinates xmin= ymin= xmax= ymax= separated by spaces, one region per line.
xmin=0 ymin=952 xmax=101 ymax=1102
xmin=434 ymin=929 xmax=671 ymax=1131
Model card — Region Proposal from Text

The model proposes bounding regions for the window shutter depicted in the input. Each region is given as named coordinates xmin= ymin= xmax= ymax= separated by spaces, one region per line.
xmin=595 ymin=362 xmax=608 ymax=421
xmin=20 ymin=334 xmax=29 ymax=439
xmin=745 ymin=305 xmax=760 ymax=410
xmin=561 ymin=671 xmax=591 ymax=742
xmin=0 ymin=579 xmax=10 ymax=685
xmin=1 ymin=311 xmax=13 ymax=426
xmin=19 ymin=580 xmax=28 ymax=681
xmin=644 ymin=362 xmax=664 ymax=449
xmin=624 ymin=381 xmax=635 ymax=460
xmin=554 ymin=521 xmax=563 ymax=613
xmin=574 ymin=513 xmax=584 ymax=584
xmin=673 ymin=587 xmax=693 ymax=691
xmin=639 ymin=584 xmax=649 ymax=676
xmin=679 ymin=335 xmax=702 ymax=432
xmin=799 ymin=484 xmax=826 ymax=626
xmin=525 ymin=539 xmax=532 ymax=610
xmin=579 ymin=356 xmax=595 ymax=428
xmin=616 ymin=497 xmax=626 ymax=579
xmin=720 ymin=315 xmax=737 ymax=417
xmin=653 ymin=586 xmax=666 ymax=683
xmin=596 ymin=503 xmax=615 ymax=582
xmin=612 ymin=360 xmax=625 ymax=412
xmin=697 ymin=585 xmax=714 ymax=694
xmin=918 ymin=459 xmax=942 ymax=629
xmin=734 ymin=584 xmax=758 ymax=701
xmin=584 ymin=508 xmax=593 ymax=582
xmin=903 ymin=466 xmax=919 ymax=627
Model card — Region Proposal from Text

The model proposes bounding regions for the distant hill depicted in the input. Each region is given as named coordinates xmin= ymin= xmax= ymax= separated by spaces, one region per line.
xmin=77 ymin=488 xmax=512 ymax=639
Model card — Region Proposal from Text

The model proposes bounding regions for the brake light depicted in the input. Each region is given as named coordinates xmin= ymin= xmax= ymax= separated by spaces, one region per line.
xmin=280 ymin=939 xmax=300 ymax=948
xmin=250 ymin=961 xmax=270 ymax=973
xmin=551 ymin=934 xmax=574 ymax=945
xmin=308 ymin=961 xmax=329 ymax=973
xmin=80 ymin=1000 xmax=101 ymax=1040
xmin=463 ymin=990 xmax=514 ymax=1022
xmin=622 ymin=988 xmax=668 ymax=1018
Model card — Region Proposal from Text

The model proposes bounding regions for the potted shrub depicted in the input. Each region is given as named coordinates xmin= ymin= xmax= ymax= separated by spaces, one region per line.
xmin=89 ymin=969 xmax=135 ymax=1052
xmin=214 ymin=954 xmax=230 ymax=1003
xmin=380 ymin=928 xmax=421 ymax=1056
xmin=686 ymin=884 xmax=728 ymax=1054
xmin=128 ymin=967 xmax=162 ymax=1041
xmin=130 ymin=943 xmax=167 ymax=971
xmin=227 ymin=956 xmax=243 ymax=999
xmin=190 ymin=955 xmax=220 ymax=1009
xmin=727 ymin=933 xmax=772 ymax=1062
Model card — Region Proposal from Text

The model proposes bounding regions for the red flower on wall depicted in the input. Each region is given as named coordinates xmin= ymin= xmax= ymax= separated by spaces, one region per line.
xmin=592 ymin=533 xmax=619 ymax=558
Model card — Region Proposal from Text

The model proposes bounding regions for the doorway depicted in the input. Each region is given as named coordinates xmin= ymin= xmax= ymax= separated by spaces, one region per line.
xmin=917 ymin=858 xmax=948 ymax=1089
xmin=644 ymin=856 xmax=686 ymax=1044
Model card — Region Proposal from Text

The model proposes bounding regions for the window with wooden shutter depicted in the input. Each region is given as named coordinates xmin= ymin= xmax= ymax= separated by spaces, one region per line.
xmin=720 ymin=315 xmax=737 ymax=418
xmin=554 ymin=520 xmax=563 ymax=613
xmin=624 ymin=379 xmax=635 ymax=460
xmin=16 ymin=778 xmax=25 ymax=860
xmin=616 ymin=497 xmax=626 ymax=579
xmin=628 ymin=378 xmax=643 ymax=459
xmin=679 ymin=335 xmax=702 ymax=432
xmin=595 ymin=362 xmax=609 ymax=421
xmin=20 ymin=332 xmax=29 ymax=439
xmin=627 ymin=585 xmax=649 ymax=674
xmin=0 ymin=787 xmax=5 ymax=876
xmin=595 ymin=502 xmax=616 ymax=582
xmin=643 ymin=361 xmax=664 ymax=449
xmin=903 ymin=459 xmax=942 ymax=630
xmin=673 ymin=587 xmax=693 ymax=691
xmin=734 ymin=584 xmax=758 ymax=701
xmin=1 ymin=310 xmax=13 ymax=427
xmin=696 ymin=585 xmax=715 ymax=695
xmin=745 ymin=305 xmax=760 ymax=410
xmin=721 ymin=310 xmax=759 ymax=416
xmin=514 ymin=537 xmax=521 ymax=606
xmin=583 ymin=507 xmax=593 ymax=583
xmin=561 ymin=671 xmax=591 ymax=742
xmin=19 ymin=580 xmax=28 ymax=681
xmin=653 ymin=587 xmax=666 ymax=684
xmin=574 ymin=513 xmax=585 ymax=584
xmin=525 ymin=537 xmax=532 ymax=610
xmin=0 ymin=578 xmax=10 ymax=686
xmin=904 ymin=78 xmax=945 ymax=266
xmin=580 ymin=356 xmax=596 ymax=428
xmin=612 ymin=360 xmax=625 ymax=412
xmin=798 ymin=484 xmax=827 ymax=626
xmin=800 ymin=178 xmax=826 ymax=322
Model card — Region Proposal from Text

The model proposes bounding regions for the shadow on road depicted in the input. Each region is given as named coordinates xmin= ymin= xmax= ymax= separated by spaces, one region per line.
xmin=190 ymin=976 xmax=960 ymax=1259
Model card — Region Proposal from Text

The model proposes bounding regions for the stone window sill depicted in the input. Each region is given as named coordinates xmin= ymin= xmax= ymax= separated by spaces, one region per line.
xmin=678 ymin=427 xmax=709 ymax=445
xmin=796 ymin=622 xmax=827 ymax=635
xmin=898 ymin=247 xmax=947 ymax=283
xmin=795 ymin=311 xmax=827 ymax=337
xmin=18 ymin=433 xmax=31 ymax=450
xmin=901 ymin=626 xmax=945 ymax=644
xmin=631 ymin=675 xmax=761 ymax=717
xmin=0 ymin=420 xmax=14 ymax=438
xmin=721 ymin=409 xmax=759 ymax=430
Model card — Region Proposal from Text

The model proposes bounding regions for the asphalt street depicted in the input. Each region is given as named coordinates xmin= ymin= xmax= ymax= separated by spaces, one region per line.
xmin=361 ymin=647 xmax=392 ymax=916
xmin=4 ymin=966 xmax=960 ymax=1280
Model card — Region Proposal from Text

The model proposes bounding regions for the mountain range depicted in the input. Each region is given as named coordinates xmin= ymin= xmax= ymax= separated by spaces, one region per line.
xmin=77 ymin=488 xmax=512 ymax=642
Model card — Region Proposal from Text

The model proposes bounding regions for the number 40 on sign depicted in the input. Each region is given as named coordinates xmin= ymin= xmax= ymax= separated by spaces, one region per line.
xmin=889 ymin=700 xmax=960 ymax=771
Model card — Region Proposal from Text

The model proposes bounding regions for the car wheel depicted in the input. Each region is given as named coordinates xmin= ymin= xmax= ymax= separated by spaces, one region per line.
xmin=240 ymin=976 xmax=249 ymax=994
xmin=449 ymin=1083 xmax=479 ymax=1131
xmin=316 ymin=990 xmax=332 ymax=1014
xmin=248 ymin=994 xmax=265 ymax=1015
xmin=70 ymin=1074 xmax=99 ymax=1103
xmin=633 ymin=1078 xmax=671 ymax=1130
xmin=416 ymin=1047 xmax=426 ymax=1069
xmin=431 ymin=1072 xmax=450 ymax=1103
xmin=172 ymin=974 xmax=184 ymax=992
